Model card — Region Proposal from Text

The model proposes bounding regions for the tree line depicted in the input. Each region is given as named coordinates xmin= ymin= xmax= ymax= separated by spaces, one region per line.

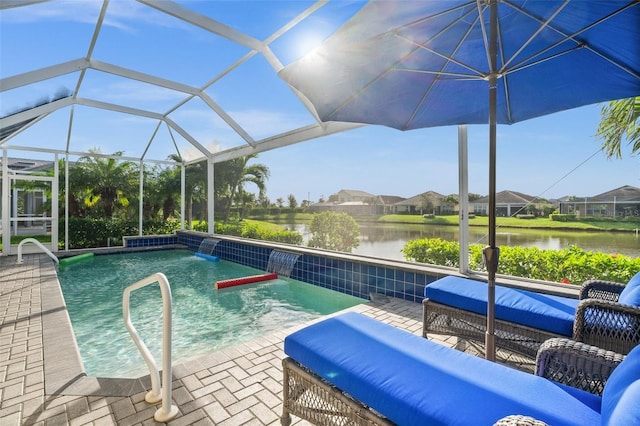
xmin=40 ymin=150 xmax=275 ymax=226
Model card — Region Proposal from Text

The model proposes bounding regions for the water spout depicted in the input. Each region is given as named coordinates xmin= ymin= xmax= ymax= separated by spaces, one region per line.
xmin=198 ymin=238 xmax=220 ymax=255
xmin=266 ymin=250 xmax=300 ymax=278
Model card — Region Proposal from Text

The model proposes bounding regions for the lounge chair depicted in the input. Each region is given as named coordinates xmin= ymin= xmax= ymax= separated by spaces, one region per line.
xmin=281 ymin=312 xmax=639 ymax=426
xmin=422 ymin=272 xmax=640 ymax=359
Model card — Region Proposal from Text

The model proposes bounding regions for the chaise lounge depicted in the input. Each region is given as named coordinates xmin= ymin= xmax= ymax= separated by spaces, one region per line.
xmin=281 ymin=312 xmax=639 ymax=426
xmin=422 ymin=272 xmax=640 ymax=359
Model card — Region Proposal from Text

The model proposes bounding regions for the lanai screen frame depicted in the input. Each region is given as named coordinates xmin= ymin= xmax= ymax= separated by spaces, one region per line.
xmin=0 ymin=0 xmax=363 ymax=254
xmin=0 ymin=0 xmax=472 ymax=274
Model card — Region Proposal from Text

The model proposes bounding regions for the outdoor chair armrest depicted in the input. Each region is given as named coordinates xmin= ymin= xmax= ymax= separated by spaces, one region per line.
xmin=573 ymin=299 xmax=640 ymax=354
xmin=535 ymin=337 xmax=625 ymax=396
xmin=579 ymin=280 xmax=625 ymax=301
xmin=493 ymin=415 xmax=549 ymax=426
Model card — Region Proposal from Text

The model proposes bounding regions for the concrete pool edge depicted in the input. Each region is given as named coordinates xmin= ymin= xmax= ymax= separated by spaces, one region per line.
xmin=42 ymin=256 xmax=152 ymax=397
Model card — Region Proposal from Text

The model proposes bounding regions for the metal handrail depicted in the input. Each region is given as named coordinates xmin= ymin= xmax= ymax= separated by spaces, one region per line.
xmin=122 ymin=273 xmax=178 ymax=422
xmin=16 ymin=237 xmax=59 ymax=264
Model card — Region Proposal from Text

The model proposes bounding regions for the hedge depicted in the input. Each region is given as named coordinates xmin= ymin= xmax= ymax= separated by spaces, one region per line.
xmin=60 ymin=218 xmax=302 ymax=248
xmin=402 ymin=237 xmax=639 ymax=285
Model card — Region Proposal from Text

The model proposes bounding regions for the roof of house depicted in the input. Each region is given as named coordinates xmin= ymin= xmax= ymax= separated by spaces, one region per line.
xmin=377 ymin=195 xmax=406 ymax=205
xmin=394 ymin=191 xmax=446 ymax=205
xmin=471 ymin=190 xmax=539 ymax=204
xmin=0 ymin=157 xmax=54 ymax=172
xmin=337 ymin=189 xmax=376 ymax=198
xmin=589 ymin=185 xmax=640 ymax=202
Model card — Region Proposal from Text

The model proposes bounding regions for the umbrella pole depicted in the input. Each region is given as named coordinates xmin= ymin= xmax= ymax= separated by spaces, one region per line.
xmin=484 ymin=0 xmax=500 ymax=362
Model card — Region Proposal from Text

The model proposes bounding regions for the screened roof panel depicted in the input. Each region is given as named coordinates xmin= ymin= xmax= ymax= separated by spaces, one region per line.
xmin=76 ymin=69 xmax=190 ymax=114
xmin=91 ymin=2 xmax=251 ymax=87
xmin=0 ymin=0 xmax=366 ymax=165
xmin=0 ymin=72 xmax=77 ymax=117
xmin=166 ymin=95 xmax=249 ymax=157
xmin=207 ymin=54 xmax=318 ymax=140
xmin=173 ymin=0 xmax=316 ymax=41
xmin=0 ymin=2 xmax=100 ymax=76
xmin=268 ymin=2 xmax=365 ymax=66
xmin=1 ymin=107 xmax=72 ymax=151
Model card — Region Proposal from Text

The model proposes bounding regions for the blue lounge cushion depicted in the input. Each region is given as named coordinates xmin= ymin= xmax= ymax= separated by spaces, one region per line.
xmin=618 ymin=271 xmax=640 ymax=306
xmin=425 ymin=276 xmax=578 ymax=335
xmin=284 ymin=312 xmax=601 ymax=426
xmin=601 ymin=343 xmax=640 ymax=424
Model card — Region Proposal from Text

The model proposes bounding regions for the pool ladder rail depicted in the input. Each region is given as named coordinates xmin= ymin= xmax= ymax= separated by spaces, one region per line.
xmin=123 ymin=272 xmax=179 ymax=422
xmin=16 ymin=237 xmax=59 ymax=264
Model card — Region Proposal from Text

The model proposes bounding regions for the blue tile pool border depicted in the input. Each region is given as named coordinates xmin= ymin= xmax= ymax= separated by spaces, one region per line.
xmin=124 ymin=231 xmax=455 ymax=303
xmin=123 ymin=231 xmax=579 ymax=302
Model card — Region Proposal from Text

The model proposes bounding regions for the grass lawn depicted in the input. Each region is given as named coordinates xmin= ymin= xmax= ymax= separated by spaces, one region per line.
xmin=248 ymin=212 xmax=639 ymax=232
xmin=375 ymin=214 xmax=640 ymax=231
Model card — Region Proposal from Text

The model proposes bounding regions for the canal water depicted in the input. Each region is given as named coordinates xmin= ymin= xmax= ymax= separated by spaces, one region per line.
xmin=277 ymin=222 xmax=639 ymax=261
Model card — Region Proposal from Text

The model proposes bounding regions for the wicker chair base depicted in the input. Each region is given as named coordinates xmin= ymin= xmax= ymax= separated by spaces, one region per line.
xmin=281 ymin=357 xmax=394 ymax=426
xmin=423 ymin=299 xmax=565 ymax=359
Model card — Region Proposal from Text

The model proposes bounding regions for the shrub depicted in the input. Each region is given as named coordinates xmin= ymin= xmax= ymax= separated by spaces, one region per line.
xmin=308 ymin=211 xmax=360 ymax=252
xmin=402 ymin=238 xmax=460 ymax=267
xmin=60 ymin=218 xmax=181 ymax=249
xmin=215 ymin=221 xmax=303 ymax=245
xmin=549 ymin=213 xmax=577 ymax=222
xmin=402 ymin=238 xmax=640 ymax=284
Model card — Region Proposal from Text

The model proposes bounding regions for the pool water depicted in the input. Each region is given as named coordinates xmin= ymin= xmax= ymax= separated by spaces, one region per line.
xmin=57 ymin=249 xmax=366 ymax=378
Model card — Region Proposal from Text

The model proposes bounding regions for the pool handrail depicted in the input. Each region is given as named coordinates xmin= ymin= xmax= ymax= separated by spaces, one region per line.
xmin=122 ymin=272 xmax=178 ymax=422
xmin=16 ymin=237 xmax=59 ymax=265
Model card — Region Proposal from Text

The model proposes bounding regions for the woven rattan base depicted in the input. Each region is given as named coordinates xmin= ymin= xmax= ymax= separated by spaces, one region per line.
xmin=281 ymin=358 xmax=394 ymax=426
xmin=423 ymin=299 xmax=564 ymax=359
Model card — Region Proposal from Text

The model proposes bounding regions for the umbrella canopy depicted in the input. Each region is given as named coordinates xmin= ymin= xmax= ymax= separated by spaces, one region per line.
xmin=280 ymin=0 xmax=640 ymax=360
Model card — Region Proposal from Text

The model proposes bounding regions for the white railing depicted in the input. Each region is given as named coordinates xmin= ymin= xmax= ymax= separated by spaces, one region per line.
xmin=122 ymin=273 xmax=178 ymax=422
xmin=16 ymin=237 xmax=59 ymax=264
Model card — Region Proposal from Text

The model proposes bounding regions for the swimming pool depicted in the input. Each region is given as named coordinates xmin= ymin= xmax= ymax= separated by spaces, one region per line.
xmin=57 ymin=249 xmax=366 ymax=378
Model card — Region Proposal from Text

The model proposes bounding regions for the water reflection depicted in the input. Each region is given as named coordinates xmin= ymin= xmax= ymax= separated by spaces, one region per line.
xmin=279 ymin=222 xmax=639 ymax=261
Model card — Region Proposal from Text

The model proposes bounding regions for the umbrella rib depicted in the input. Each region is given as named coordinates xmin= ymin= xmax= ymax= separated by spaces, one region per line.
xmin=509 ymin=45 xmax=584 ymax=74
xmin=397 ymin=34 xmax=486 ymax=79
xmin=384 ymin=1 xmax=476 ymax=38
xmin=499 ymin=0 xmax=570 ymax=71
xmin=394 ymin=69 xmax=481 ymax=80
xmin=504 ymin=1 xmax=640 ymax=80
xmin=496 ymin=18 xmax=513 ymax=124
xmin=328 ymin=5 xmax=482 ymax=123
xmin=325 ymin=43 xmax=424 ymax=120
xmin=400 ymin=12 xmax=484 ymax=129
xmin=475 ymin=0 xmax=492 ymax=77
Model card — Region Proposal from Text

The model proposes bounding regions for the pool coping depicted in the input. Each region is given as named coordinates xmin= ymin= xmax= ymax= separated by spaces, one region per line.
xmin=42 ymin=257 xmax=153 ymax=396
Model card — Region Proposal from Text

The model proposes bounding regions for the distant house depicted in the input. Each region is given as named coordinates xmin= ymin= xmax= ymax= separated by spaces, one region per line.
xmin=309 ymin=190 xmax=405 ymax=215
xmin=392 ymin=191 xmax=456 ymax=215
xmin=375 ymin=195 xmax=406 ymax=214
xmin=336 ymin=189 xmax=377 ymax=203
xmin=558 ymin=185 xmax=640 ymax=217
xmin=470 ymin=190 xmax=541 ymax=217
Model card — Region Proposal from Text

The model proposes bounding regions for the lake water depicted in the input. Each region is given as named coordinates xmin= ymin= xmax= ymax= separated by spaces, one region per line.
xmin=276 ymin=222 xmax=639 ymax=261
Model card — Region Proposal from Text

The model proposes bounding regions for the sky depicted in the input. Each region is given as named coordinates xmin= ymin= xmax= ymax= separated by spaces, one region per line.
xmin=1 ymin=0 xmax=638 ymax=204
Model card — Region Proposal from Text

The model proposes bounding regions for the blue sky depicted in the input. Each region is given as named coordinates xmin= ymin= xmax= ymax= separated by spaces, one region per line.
xmin=1 ymin=0 xmax=638 ymax=204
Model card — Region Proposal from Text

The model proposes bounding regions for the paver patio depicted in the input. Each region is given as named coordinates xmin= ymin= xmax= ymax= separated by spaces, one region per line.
xmin=0 ymin=254 xmax=531 ymax=425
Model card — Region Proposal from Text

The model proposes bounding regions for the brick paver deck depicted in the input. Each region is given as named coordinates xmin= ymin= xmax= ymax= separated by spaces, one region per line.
xmin=0 ymin=254 xmax=530 ymax=425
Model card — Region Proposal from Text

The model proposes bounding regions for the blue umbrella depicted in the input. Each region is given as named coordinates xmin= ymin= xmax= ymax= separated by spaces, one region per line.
xmin=280 ymin=0 xmax=640 ymax=360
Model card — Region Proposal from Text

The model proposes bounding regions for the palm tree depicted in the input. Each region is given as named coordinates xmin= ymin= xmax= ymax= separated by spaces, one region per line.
xmin=155 ymin=163 xmax=181 ymax=221
xmin=76 ymin=150 xmax=138 ymax=218
xmin=216 ymin=155 xmax=269 ymax=222
xmin=596 ymin=96 xmax=640 ymax=158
